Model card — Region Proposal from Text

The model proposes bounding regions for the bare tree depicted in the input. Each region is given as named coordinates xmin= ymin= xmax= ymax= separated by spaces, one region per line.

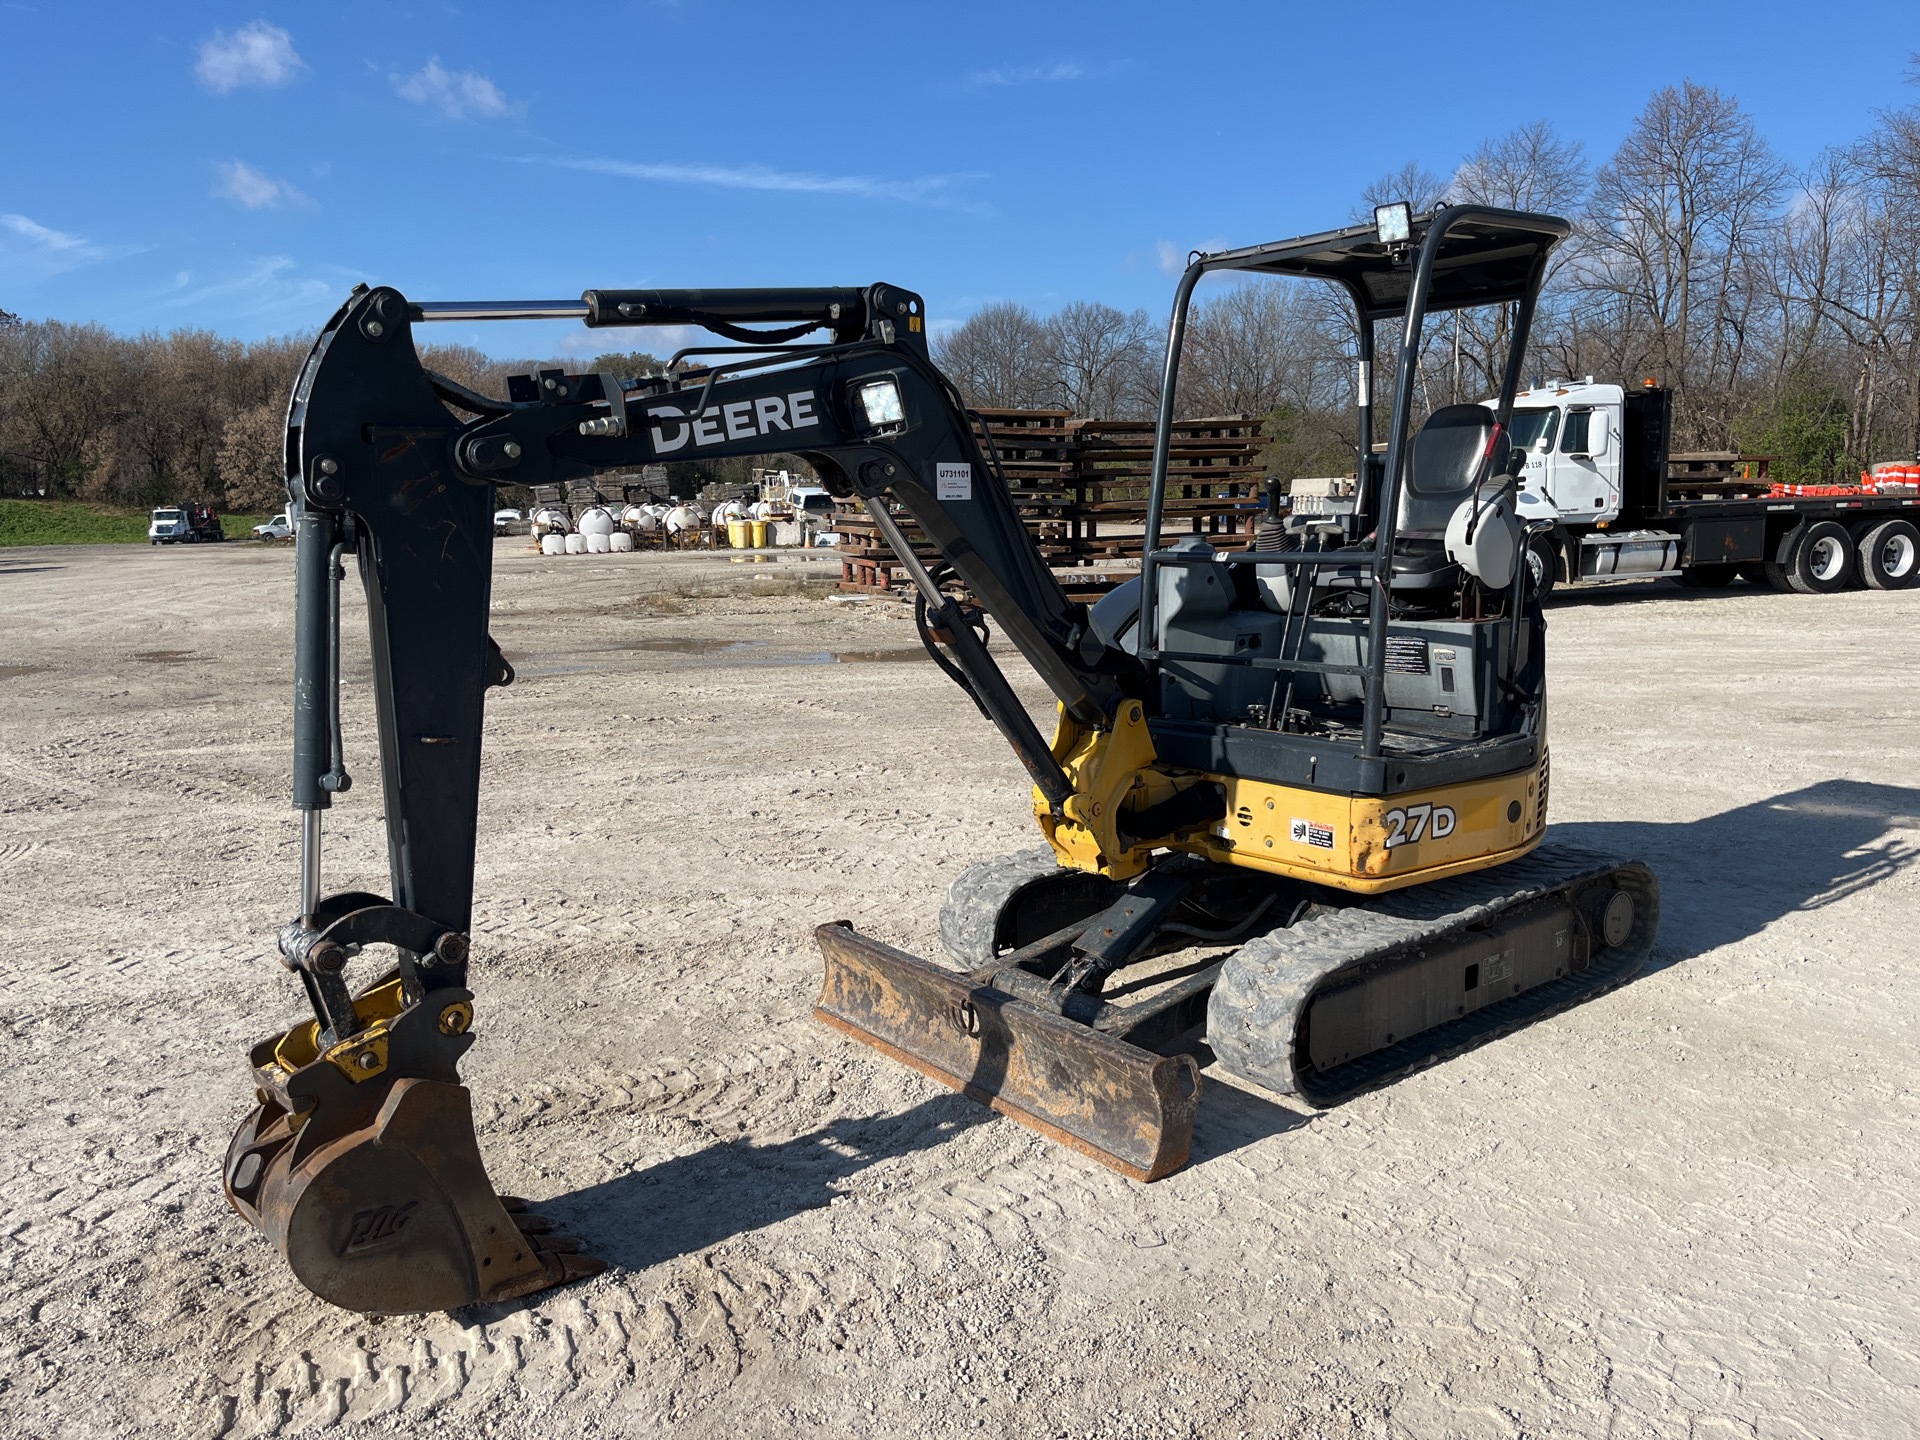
xmin=933 ymin=302 xmax=1052 ymax=409
xmin=1454 ymin=120 xmax=1589 ymax=215
xmin=1358 ymin=162 xmax=1450 ymax=219
xmin=1041 ymin=302 xmax=1157 ymax=418
xmin=218 ymin=401 xmax=287 ymax=511
xmin=1853 ymin=95 xmax=1920 ymax=460
xmin=0 ymin=321 xmax=125 ymax=497
xmin=1445 ymin=121 xmax=1592 ymax=401
xmin=1578 ymin=82 xmax=1789 ymax=446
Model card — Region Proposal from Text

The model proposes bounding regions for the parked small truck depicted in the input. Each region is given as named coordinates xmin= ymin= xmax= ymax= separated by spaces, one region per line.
xmin=148 ymin=503 xmax=225 ymax=545
xmin=1496 ymin=380 xmax=1918 ymax=595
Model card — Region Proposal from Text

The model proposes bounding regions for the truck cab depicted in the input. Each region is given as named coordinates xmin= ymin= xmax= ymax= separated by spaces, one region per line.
xmin=1488 ymin=380 xmax=1625 ymax=526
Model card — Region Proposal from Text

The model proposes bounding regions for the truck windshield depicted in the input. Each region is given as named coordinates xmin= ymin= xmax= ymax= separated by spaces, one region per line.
xmin=1508 ymin=408 xmax=1559 ymax=452
xmin=153 ymin=510 xmax=184 ymax=521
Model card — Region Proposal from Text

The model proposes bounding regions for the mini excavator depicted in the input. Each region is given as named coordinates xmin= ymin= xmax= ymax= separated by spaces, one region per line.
xmin=226 ymin=206 xmax=1659 ymax=1313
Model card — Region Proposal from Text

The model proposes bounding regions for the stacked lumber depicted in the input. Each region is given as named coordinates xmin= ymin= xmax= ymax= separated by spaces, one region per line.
xmin=837 ymin=409 xmax=1267 ymax=595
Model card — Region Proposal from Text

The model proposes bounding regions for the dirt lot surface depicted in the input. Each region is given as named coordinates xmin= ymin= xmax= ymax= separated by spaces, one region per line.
xmin=3 ymin=539 xmax=1918 ymax=1439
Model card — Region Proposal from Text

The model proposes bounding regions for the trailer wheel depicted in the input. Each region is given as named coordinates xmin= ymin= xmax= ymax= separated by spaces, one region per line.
xmin=1675 ymin=564 xmax=1739 ymax=588
xmin=1857 ymin=518 xmax=1920 ymax=591
xmin=1771 ymin=520 xmax=1855 ymax=594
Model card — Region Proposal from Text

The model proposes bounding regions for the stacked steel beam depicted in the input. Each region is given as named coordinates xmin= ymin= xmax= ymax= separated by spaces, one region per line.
xmin=837 ymin=408 xmax=1267 ymax=595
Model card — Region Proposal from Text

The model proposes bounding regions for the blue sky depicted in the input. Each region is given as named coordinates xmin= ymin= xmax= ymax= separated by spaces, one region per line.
xmin=3 ymin=1 xmax=1915 ymax=360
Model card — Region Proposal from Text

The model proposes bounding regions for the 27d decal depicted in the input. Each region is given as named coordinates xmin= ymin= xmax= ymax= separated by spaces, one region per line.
xmin=1382 ymin=803 xmax=1456 ymax=848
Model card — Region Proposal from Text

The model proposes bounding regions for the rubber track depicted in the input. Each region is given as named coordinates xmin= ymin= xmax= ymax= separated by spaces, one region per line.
xmin=1206 ymin=841 xmax=1660 ymax=1107
xmin=939 ymin=848 xmax=1064 ymax=965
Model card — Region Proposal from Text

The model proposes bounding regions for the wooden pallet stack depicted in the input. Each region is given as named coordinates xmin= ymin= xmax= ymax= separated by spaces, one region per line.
xmin=836 ymin=409 xmax=1267 ymax=595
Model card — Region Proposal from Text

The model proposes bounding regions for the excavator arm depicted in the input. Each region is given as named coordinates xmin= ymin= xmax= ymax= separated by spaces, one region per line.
xmin=226 ymin=282 xmax=1202 ymax=1313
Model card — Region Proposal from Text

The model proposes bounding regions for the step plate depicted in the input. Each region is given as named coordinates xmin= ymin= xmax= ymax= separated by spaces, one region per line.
xmin=814 ymin=923 xmax=1199 ymax=1181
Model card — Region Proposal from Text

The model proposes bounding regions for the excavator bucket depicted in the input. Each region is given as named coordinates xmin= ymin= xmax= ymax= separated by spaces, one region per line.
xmin=814 ymin=923 xmax=1199 ymax=1181
xmin=223 ymin=978 xmax=603 ymax=1314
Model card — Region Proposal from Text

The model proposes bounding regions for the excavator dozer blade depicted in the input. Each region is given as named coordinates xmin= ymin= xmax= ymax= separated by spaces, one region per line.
xmin=224 ymin=981 xmax=604 ymax=1314
xmin=814 ymin=922 xmax=1199 ymax=1182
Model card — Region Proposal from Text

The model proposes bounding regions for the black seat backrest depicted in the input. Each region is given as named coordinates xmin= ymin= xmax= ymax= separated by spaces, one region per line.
xmin=1396 ymin=404 xmax=1495 ymax=537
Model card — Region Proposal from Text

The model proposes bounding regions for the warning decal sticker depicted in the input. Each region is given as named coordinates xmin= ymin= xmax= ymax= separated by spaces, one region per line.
xmin=1290 ymin=818 xmax=1335 ymax=850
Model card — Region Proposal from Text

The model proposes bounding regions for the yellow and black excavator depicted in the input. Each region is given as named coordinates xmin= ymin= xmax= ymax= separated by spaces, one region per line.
xmin=225 ymin=205 xmax=1658 ymax=1314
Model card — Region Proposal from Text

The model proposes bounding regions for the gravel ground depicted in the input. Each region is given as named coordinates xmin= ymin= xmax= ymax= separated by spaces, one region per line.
xmin=2 ymin=539 xmax=1917 ymax=1439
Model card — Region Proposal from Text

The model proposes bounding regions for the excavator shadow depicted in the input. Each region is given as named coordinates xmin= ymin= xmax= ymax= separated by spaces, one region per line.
xmin=1554 ymin=778 xmax=1920 ymax=974
xmin=1149 ymin=778 xmax=1920 ymax=1166
xmin=488 ymin=1094 xmax=993 ymax=1296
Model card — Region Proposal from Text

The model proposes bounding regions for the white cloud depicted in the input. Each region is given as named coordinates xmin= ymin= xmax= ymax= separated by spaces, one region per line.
xmin=963 ymin=60 xmax=1086 ymax=89
xmin=552 ymin=156 xmax=985 ymax=211
xmin=556 ymin=324 xmax=708 ymax=359
xmin=0 ymin=213 xmax=132 ymax=285
xmin=195 ymin=21 xmax=304 ymax=94
xmin=393 ymin=58 xmax=520 ymax=120
xmin=157 ymin=256 xmax=339 ymax=323
xmin=2 ymin=213 xmax=88 ymax=252
xmin=1151 ymin=238 xmax=1229 ymax=274
xmin=213 ymin=161 xmax=314 ymax=211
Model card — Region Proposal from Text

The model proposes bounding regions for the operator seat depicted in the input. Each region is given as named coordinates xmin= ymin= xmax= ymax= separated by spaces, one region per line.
xmin=1391 ymin=403 xmax=1496 ymax=590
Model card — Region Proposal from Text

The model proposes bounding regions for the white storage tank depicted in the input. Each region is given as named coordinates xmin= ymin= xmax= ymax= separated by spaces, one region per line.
xmin=609 ymin=531 xmax=634 ymax=552
xmin=577 ymin=506 xmax=615 ymax=537
xmin=564 ymin=533 xmax=588 ymax=554
xmin=540 ymin=533 xmax=565 ymax=556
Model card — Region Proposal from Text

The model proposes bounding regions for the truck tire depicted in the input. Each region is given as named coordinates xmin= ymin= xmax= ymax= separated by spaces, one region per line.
xmin=1857 ymin=518 xmax=1920 ymax=591
xmin=1675 ymin=564 xmax=1739 ymax=588
xmin=1523 ymin=535 xmax=1559 ymax=601
xmin=1770 ymin=520 xmax=1855 ymax=594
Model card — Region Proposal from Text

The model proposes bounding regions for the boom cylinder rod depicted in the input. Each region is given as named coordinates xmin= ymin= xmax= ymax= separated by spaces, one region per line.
xmin=410 ymin=301 xmax=591 ymax=322
xmin=300 ymin=812 xmax=322 ymax=919
xmin=861 ymin=498 xmax=1074 ymax=809
xmin=291 ymin=508 xmax=342 ymax=918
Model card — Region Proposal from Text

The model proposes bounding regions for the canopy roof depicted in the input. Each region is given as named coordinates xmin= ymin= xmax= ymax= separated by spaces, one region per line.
xmin=1197 ymin=206 xmax=1571 ymax=318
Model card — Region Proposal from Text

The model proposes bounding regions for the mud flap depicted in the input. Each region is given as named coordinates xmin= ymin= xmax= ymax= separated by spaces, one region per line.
xmin=813 ymin=922 xmax=1199 ymax=1182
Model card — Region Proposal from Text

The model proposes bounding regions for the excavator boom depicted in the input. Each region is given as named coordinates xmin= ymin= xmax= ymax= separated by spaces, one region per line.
xmin=229 ymin=280 xmax=1192 ymax=1310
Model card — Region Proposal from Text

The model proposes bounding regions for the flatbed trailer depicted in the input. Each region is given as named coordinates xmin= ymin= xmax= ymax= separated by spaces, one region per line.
xmin=1502 ymin=383 xmax=1919 ymax=595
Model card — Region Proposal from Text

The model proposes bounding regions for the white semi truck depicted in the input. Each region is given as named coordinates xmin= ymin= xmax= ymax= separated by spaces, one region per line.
xmin=1490 ymin=381 xmax=1918 ymax=596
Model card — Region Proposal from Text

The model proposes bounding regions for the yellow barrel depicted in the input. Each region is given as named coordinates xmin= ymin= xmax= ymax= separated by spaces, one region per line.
xmin=749 ymin=518 xmax=768 ymax=548
xmin=727 ymin=518 xmax=751 ymax=548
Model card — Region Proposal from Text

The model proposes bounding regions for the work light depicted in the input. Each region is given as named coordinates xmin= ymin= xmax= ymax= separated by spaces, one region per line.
xmin=854 ymin=377 xmax=905 ymax=430
xmin=1374 ymin=202 xmax=1412 ymax=247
